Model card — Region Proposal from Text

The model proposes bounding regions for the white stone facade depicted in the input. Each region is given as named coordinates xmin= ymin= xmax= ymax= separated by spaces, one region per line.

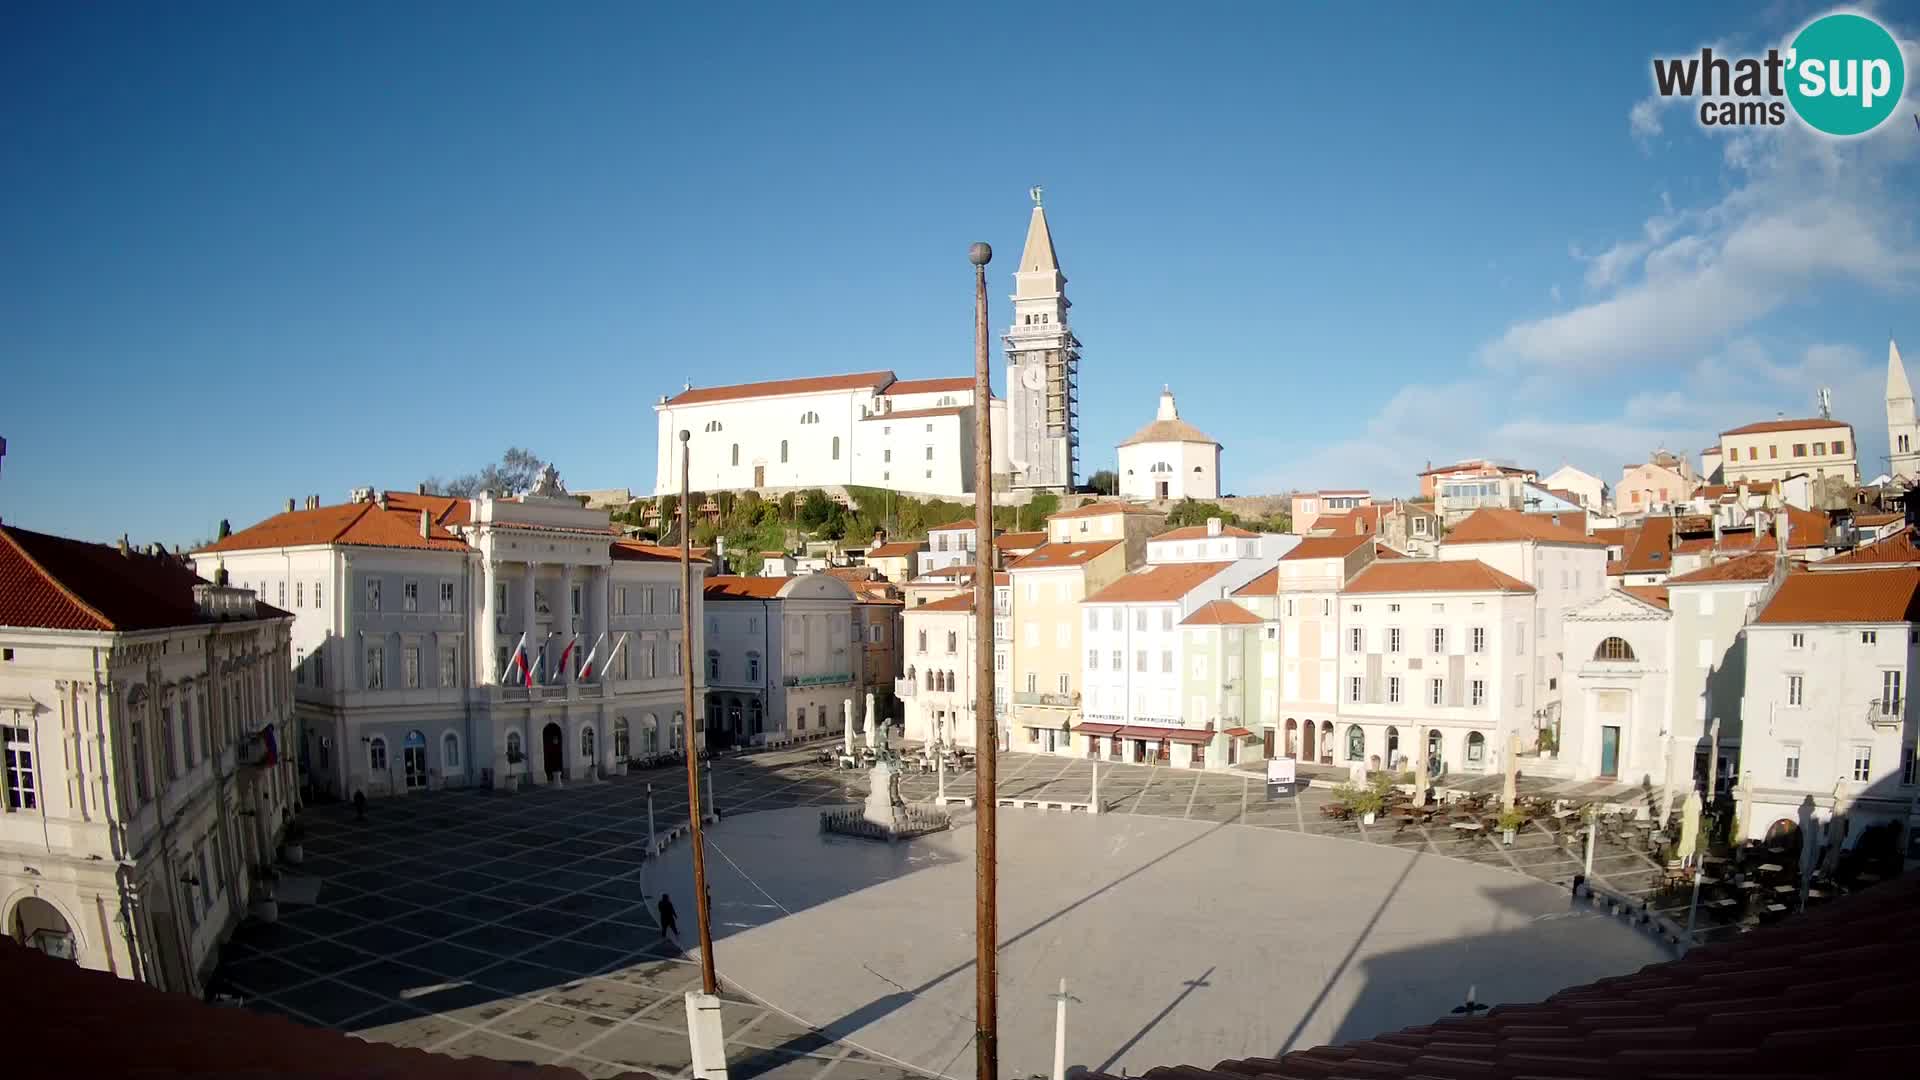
xmin=703 ymin=574 xmax=860 ymax=746
xmin=1116 ymin=389 xmax=1220 ymax=503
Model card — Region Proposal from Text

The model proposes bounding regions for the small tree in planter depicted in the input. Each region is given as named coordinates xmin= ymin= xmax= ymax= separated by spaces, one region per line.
xmin=1497 ymin=807 xmax=1528 ymax=845
xmin=250 ymin=864 xmax=281 ymax=922
xmin=1335 ymin=779 xmax=1387 ymax=825
xmin=505 ymin=746 xmax=525 ymax=791
xmin=281 ymin=820 xmax=307 ymax=865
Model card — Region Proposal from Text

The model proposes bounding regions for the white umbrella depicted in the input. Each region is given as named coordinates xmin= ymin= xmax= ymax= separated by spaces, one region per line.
xmin=1678 ymin=789 xmax=1704 ymax=865
xmin=1413 ymin=744 xmax=1430 ymax=806
xmin=1820 ymin=782 xmax=1847 ymax=876
xmin=1501 ymin=732 xmax=1520 ymax=810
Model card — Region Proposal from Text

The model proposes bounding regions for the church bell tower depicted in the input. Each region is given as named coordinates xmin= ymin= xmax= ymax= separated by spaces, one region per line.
xmin=1003 ymin=188 xmax=1079 ymax=493
xmin=1887 ymin=338 xmax=1919 ymax=483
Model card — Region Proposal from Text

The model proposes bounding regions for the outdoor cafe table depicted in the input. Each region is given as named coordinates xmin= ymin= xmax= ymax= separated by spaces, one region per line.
xmin=1553 ymin=808 xmax=1578 ymax=820
xmin=1773 ymin=884 xmax=1797 ymax=895
xmin=1450 ymin=822 xmax=1483 ymax=834
xmin=1757 ymin=863 xmax=1784 ymax=873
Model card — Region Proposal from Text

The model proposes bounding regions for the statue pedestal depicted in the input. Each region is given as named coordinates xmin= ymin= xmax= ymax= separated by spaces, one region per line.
xmin=862 ymin=761 xmax=904 ymax=831
xmin=821 ymin=756 xmax=951 ymax=842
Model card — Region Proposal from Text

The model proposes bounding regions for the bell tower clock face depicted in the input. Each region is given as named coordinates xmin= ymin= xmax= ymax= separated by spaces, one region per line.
xmin=1021 ymin=363 xmax=1045 ymax=391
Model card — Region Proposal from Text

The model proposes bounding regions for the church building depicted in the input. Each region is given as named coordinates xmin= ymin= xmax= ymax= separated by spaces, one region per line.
xmin=651 ymin=193 xmax=1083 ymax=497
xmin=1117 ymin=387 xmax=1222 ymax=502
xmin=1886 ymin=338 xmax=1917 ymax=485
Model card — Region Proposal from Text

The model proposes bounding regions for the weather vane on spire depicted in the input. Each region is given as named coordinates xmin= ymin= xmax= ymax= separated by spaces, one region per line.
xmin=1029 ymin=185 xmax=1043 ymax=207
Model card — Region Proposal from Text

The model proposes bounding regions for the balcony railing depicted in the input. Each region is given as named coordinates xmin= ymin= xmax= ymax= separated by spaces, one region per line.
xmin=894 ymin=678 xmax=917 ymax=698
xmin=1013 ymin=690 xmax=1080 ymax=708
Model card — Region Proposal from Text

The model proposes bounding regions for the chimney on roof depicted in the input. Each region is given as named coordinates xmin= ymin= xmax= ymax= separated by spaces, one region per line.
xmin=285 ymin=497 xmax=296 ymax=513
xmin=117 ymin=534 xmax=129 ymax=556
xmin=417 ymin=482 xmax=428 ymax=495
xmin=420 ymin=509 xmax=431 ymax=539
xmin=376 ymin=491 xmax=389 ymax=511
xmin=1206 ymin=517 xmax=1221 ymax=536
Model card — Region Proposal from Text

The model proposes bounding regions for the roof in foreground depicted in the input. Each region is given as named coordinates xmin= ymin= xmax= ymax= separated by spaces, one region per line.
xmin=1083 ymin=871 xmax=1920 ymax=1080
xmin=2 ymin=525 xmax=284 ymax=632
xmin=662 ymin=369 xmax=893 ymax=407
xmin=1008 ymin=539 xmax=1123 ymax=569
xmin=1442 ymin=508 xmax=1605 ymax=547
xmin=703 ymin=576 xmax=789 ymax=600
xmin=1 ymin=937 xmax=642 ymax=1079
xmin=1622 ymin=584 xmax=1670 ymax=609
xmin=1720 ymin=416 xmax=1853 ymax=436
xmin=1345 ymin=559 xmax=1534 ymax=595
xmin=196 ymin=499 xmax=470 ymax=554
xmin=1756 ymin=566 xmax=1920 ymax=624
xmin=1180 ymin=599 xmax=1262 ymax=626
xmin=1084 ymin=561 xmax=1235 ymax=604
xmin=994 ymin=530 xmax=1047 ymax=549
xmin=1664 ymin=551 xmax=1778 ymax=585
xmin=1117 ymin=415 xmax=1220 ymax=448
xmin=1279 ymin=533 xmax=1374 ymax=561
xmin=1816 ymin=525 xmax=1920 ymax=567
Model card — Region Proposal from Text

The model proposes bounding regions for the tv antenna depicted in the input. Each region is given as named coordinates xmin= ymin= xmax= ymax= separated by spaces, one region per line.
xmin=1817 ymin=387 xmax=1833 ymax=420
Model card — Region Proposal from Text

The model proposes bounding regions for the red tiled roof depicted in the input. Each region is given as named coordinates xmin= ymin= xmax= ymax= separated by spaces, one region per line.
xmin=1816 ymin=525 xmax=1920 ymax=568
xmin=1620 ymin=516 xmax=1676 ymax=574
xmin=1756 ymin=567 xmax=1920 ymax=623
xmin=383 ymin=490 xmax=473 ymax=527
xmin=1672 ymin=531 xmax=1767 ymax=556
xmin=866 ymin=541 xmax=925 ymax=558
xmin=609 ymin=539 xmax=685 ymax=562
xmin=1622 ymin=584 xmax=1670 ymax=609
xmin=1150 ymin=523 xmax=1259 ymax=541
xmin=1279 ymin=533 xmax=1374 ymax=560
xmin=1047 ymin=501 xmax=1165 ymax=520
xmin=664 ymin=370 xmax=892 ymax=406
xmin=1231 ymin=568 xmax=1278 ymax=596
xmin=1009 ymin=539 xmax=1122 ymax=569
xmin=1665 ymin=551 xmax=1778 ymax=585
xmin=1180 ymin=599 xmax=1262 ymax=625
xmin=859 ymin=405 xmax=968 ymax=421
xmin=1591 ymin=526 xmax=1637 ymax=549
xmin=1698 ymin=480 xmax=1777 ymax=498
xmin=994 ymin=530 xmax=1047 ymax=550
xmin=703 ymin=576 xmax=789 ymax=599
xmin=1084 ymin=562 xmax=1235 ymax=604
xmin=197 ymin=500 xmax=469 ymax=554
xmin=1373 ymin=543 xmax=1408 ymax=559
xmin=1418 ymin=459 xmax=1533 ymax=476
xmin=1783 ymin=504 xmax=1832 ymax=549
xmin=0 ymin=937 xmax=639 ymax=1080
xmin=1345 ymin=559 xmax=1534 ymax=595
xmin=913 ymin=593 xmax=975 ymax=613
xmin=1442 ymin=508 xmax=1605 ymax=547
xmin=1089 ymin=872 xmax=1920 ymax=1080
xmin=1 ymin=525 xmax=283 ymax=632
xmin=1721 ymin=416 xmax=1852 ymax=436
xmin=883 ymin=376 xmax=975 ymax=395
xmin=1854 ymin=511 xmax=1903 ymax=527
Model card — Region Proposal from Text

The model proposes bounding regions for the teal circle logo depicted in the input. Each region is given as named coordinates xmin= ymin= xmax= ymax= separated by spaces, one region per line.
xmin=1786 ymin=13 xmax=1905 ymax=136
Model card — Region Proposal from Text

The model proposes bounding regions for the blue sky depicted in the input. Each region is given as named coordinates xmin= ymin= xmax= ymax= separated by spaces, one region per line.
xmin=2 ymin=1 xmax=1916 ymax=545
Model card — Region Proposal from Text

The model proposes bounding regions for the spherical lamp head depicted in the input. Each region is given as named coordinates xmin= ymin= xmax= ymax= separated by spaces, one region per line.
xmin=969 ymin=242 xmax=992 ymax=266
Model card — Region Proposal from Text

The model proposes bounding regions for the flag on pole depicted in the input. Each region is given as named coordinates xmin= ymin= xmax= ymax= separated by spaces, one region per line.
xmin=556 ymin=635 xmax=580 ymax=681
xmin=530 ymin=631 xmax=554 ymax=687
xmin=602 ymin=632 xmax=632 ymax=679
xmin=498 ymin=632 xmax=529 ymax=685
xmin=577 ymin=633 xmax=609 ymax=680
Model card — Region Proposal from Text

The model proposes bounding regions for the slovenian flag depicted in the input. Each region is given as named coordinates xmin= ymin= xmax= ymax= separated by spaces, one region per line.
xmin=576 ymin=633 xmax=608 ymax=680
xmin=555 ymin=635 xmax=580 ymax=680
xmin=499 ymin=632 xmax=530 ymax=685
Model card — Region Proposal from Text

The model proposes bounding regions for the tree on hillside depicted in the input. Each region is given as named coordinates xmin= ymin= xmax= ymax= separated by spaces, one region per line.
xmin=420 ymin=448 xmax=546 ymax=498
xmin=1165 ymin=498 xmax=1241 ymax=529
xmin=1087 ymin=470 xmax=1118 ymax=495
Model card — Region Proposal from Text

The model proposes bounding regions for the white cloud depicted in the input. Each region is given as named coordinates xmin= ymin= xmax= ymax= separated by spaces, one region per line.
xmin=1629 ymin=96 xmax=1667 ymax=144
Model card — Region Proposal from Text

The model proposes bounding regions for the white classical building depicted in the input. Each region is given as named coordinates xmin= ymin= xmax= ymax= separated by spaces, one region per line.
xmin=1116 ymin=388 xmax=1221 ymax=502
xmin=1081 ymin=561 xmax=1251 ymax=736
xmin=1542 ymin=465 xmax=1609 ymax=513
xmin=193 ymin=470 xmax=706 ymax=799
xmin=917 ymin=519 xmax=984 ymax=577
xmin=899 ymin=593 xmax=979 ymax=748
xmin=703 ymin=573 xmax=862 ymax=744
xmin=3 ymin=524 xmax=296 ymax=994
xmin=1560 ymin=588 xmax=1674 ymax=788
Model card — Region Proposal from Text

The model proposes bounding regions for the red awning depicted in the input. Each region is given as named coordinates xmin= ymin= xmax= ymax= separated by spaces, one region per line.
xmin=1075 ymin=722 xmax=1123 ymax=736
xmin=1224 ymin=727 xmax=1253 ymax=738
xmin=1117 ymin=725 xmax=1215 ymax=745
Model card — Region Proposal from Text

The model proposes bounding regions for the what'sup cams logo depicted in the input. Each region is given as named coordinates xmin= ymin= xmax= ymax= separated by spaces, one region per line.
xmin=1652 ymin=11 xmax=1905 ymax=136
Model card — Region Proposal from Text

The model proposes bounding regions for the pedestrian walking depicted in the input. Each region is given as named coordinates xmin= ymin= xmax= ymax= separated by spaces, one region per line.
xmin=658 ymin=892 xmax=679 ymax=944
xmin=352 ymin=790 xmax=367 ymax=821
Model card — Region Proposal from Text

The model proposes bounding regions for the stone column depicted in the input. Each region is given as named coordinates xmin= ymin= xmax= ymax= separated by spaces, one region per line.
xmin=557 ymin=565 xmax=576 ymax=686
xmin=480 ymin=556 xmax=499 ymax=686
xmin=866 ymin=691 xmax=878 ymax=746
xmin=520 ymin=562 xmax=538 ymax=681
xmin=843 ymin=698 xmax=854 ymax=755
xmin=590 ymin=565 xmax=611 ymax=677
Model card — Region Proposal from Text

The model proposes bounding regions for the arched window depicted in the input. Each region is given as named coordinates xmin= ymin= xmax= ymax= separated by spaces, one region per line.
xmin=730 ymin=444 xmax=740 ymax=466
xmin=581 ymin=726 xmax=596 ymax=759
xmin=369 ymin=736 xmax=387 ymax=771
xmin=506 ymin=731 xmax=522 ymax=761
xmin=613 ymin=717 xmax=630 ymax=758
xmin=1466 ymin=731 xmax=1486 ymax=766
xmin=780 ymin=440 xmax=789 ymax=463
xmin=442 ymin=732 xmax=461 ymax=769
xmin=705 ymin=420 xmax=723 ymax=433
xmin=1345 ymin=725 xmax=1365 ymax=761
xmin=832 ymin=436 xmax=841 ymax=460
xmin=924 ymin=669 xmax=933 ymax=691
xmin=946 ymin=670 xmax=956 ymax=693
xmin=1594 ymin=637 xmax=1636 ymax=661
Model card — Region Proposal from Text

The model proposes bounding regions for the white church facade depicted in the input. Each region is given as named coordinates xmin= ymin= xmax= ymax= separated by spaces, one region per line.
xmin=651 ymin=194 xmax=1084 ymax=498
xmin=1117 ymin=388 xmax=1222 ymax=502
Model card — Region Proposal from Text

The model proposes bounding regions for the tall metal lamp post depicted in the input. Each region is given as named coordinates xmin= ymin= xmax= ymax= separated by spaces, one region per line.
xmin=969 ymin=240 xmax=999 ymax=1080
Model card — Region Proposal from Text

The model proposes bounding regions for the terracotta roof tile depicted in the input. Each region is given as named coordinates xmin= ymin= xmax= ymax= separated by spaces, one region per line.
xmin=1082 ymin=873 xmax=1920 ymax=1080
xmin=1047 ymin=501 xmax=1167 ymax=520
xmin=1151 ymin=524 xmax=1259 ymax=541
xmin=1817 ymin=525 xmax=1920 ymax=567
xmin=1279 ymin=533 xmax=1374 ymax=561
xmin=1622 ymin=585 xmax=1670 ymax=609
xmin=664 ymin=369 xmax=893 ymax=406
xmin=609 ymin=539 xmax=686 ymax=562
xmin=927 ymin=519 xmax=982 ymax=532
xmin=1117 ymin=415 xmax=1219 ymax=447
xmin=866 ymin=541 xmax=925 ymax=558
xmin=1665 ymin=551 xmax=1778 ymax=585
xmin=1620 ymin=516 xmax=1676 ymax=574
xmin=1590 ymin=526 xmax=1636 ymax=548
xmin=198 ymin=500 xmax=469 ymax=554
xmin=1009 ymin=539 xmax=1122 ymax=569
xmin=1756 ymin=567 xmax=1920 ymax=623
xmin=1442 ymin=508 xmax=1605 ymax=547
xmin=993 ymin=530 xmax=1047 ymax=550
xmin=1720 ymin=417 xmax=1852 ymax=436
xmin=1 ymin=525 xmax=282 ymax=632
xmin=703 ymin=575 xmax=789 ymax=599
xmin=1231 ymin=568 xmax=1278 ymax=596
xmin=858 ymin=405 xmax=968 ymax=421
xmin=913 ymin=593 xmax=975 ymax=613
xmin=1084 ymin=562 xmax=1235 ymax=604
xmin=1181 ymin=599 xmax=1262 ymax=626
xmin=1345 ymin=559 xmax=1534 ymax=594
xmin=383 ymin=490 xmax=473 ymax=526
xmin=0 ymin=938 xmax=644 ymax=1079
xmin=883 ymin=376 xmax=975 ymax=395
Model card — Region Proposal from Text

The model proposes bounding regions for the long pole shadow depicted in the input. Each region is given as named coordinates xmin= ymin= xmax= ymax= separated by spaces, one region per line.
xmin=1094 ymin=965 xmax=1214 ymax=1075
xmin=1276 ymin=846 xmax=1421 ymax=1055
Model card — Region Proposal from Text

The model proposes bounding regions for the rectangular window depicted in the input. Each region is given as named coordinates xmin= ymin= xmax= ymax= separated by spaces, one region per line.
xmin=1349 ymin=628 xmax=1363 ymax=653
xmin=403 ymin=647 xmax=420 ymax=688
xmin=1789 ymin=631 xmax=1804 ymax=649
xmin=1388 ymin=628 xmax=1401 ymax=653
xmin=1863 ymin=630 xmax=1879 ymax=645
xmin=277 ymin=580 xmax=286 ymax=606
xmin=1834 ymin=440 xmax=1846 ymax=454
xmin=1161 ymin=609 xmax=1173 ymax=631
xmin=440 ymin=581 xmax=455 ymax=612
xmin=1135 ymin=650 xmax=1146 ymax=672
xmin=1471 ymin=626 xmax=1486 ymax=654
xmin=1882 ymin=670 xmax=1902 ymax=714
xmin=495 ymin=583 xmax=508 ymax=613
xmin=1784 ymin=744 xmax=1801 ymax=780
xmin=746 ymin=654 xmax=760 ymax=682
xmin=1387 ymin=676 xmax=1401 ymax=704
xmin=1769 ymin=444 xmax=1778 ymax=459
xmin=366 ymin=647 xmax=385 ymax=690
xmin=1852 ymin=745 xmax=1872 ymax=782
xmin=1135 ymin=610 xmax=1147 ymax=631
xmin=365 ymin=578 xmax=381 ymax=611
xmin=1348 ymin=676 xmax=1363 ymax=703
xmin=614 ymin=587 xmax=628 ymax=615
xmin=1161 ymin=650 xmax=1173 ymax=673
xmin=1470 ymin=679 xmax=1485 ymax=706
xmin=1514 ymin=620 xmax=1525 ymax=655
xmin=440 ymin=645 xmax=458 ymax=687
xmin=1430 ymin=678 xmax=1444 ymax=706
xmin=295 ymin=581 xmax=303 ymax=607
xmin=403 ymin=580 xmax=419 ymax=612
xmin=571 ymin=586 xmax=582 ymax=617
xmin=1787 ymin=674 xmax=1804 ymax=707
xmin=3 ymin=725 xmax=36 ymax=810
xmin=1792 ymin=443 xmax=1807 ymax=457
xmin=1432 ymin=627 xmax=1446 ymax=654
xmin=1903 ymin=745 xmax=1917 ymax=787
xmin=1088 ymin=649 xmax=1099 ymax=671
xmin=669 ymin=586 xmax=681 ymax=613
xmin=1086 ymin=609 xmax=1098 ymax=630
xmin=1026 ymin=672 xmax=1038 ymax=694
xmin=1058 ymin=673 xmax=1070 ymax=694
xmin=994 ymin=651 xmax=1007 ymax=672
xmin=295 ymin=649 xmax=307 ymax=685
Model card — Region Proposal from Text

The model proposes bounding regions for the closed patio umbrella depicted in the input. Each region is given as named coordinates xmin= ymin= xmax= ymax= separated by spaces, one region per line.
xmin=1413 ymin=746 xmax=1430 ymax=807
xmin=1678 ymin=789 xmax=1704 ymax=865
xmin=1501 ymin=732 xmax=1520 ymax=810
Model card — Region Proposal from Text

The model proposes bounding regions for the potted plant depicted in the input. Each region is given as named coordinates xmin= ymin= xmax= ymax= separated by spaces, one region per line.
xmin=1497 ymin=807 xmax=1528 ymax=845
xmin=250 ymin=864 xmax=280 ymax=922
xmin=1335 ymin=780 xmax=1385 ymax=825
xmin=505 ymin=746 xmax=525 ymax=791
xmin=281 ymin=820 xmax=306 ymax=865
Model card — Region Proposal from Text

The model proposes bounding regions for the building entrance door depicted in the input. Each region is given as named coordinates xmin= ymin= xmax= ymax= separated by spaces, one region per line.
xmin=403 ymin=730 xmax=428 ymax=790
xmin=1600 ymin=725 xmax=1620 ymax=779
xmin=1303 ymin=722 xmax=1316 ymax=761
xmin=1263 ymin=729 xmax=1275 ymax=758
xmin=1156 ymin=481 xmax=1168 ymax=500
xmin=542 ymin=723 xmax=563 ymax=778
xmin=753 ymin=465 xmax=765 ymax=487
